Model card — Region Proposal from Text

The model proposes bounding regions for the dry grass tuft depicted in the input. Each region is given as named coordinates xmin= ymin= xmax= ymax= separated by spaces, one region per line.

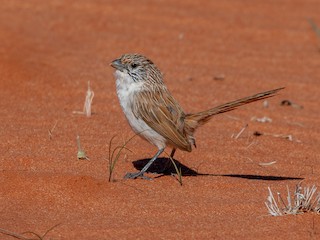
xmin=73 ymin=81 xmax=94 ymax=117
xmin=265 ymin=184 xmax=320 ymax=216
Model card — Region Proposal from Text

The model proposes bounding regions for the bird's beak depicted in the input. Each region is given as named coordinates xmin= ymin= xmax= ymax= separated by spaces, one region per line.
xmin=110 ymin=58 xmax=124 ymax=71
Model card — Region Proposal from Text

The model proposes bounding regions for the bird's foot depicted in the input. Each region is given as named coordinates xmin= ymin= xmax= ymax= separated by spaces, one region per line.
xmin=124 ymin=172 xmax=152 ymax=180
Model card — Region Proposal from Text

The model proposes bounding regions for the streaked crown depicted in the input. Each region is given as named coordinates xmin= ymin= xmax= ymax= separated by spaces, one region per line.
xmin=111 ymin=53 xmax=163 ymax=84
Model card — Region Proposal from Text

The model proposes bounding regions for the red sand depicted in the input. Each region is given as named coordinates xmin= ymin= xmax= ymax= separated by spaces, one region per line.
xmin=0 ymin=0 xmax=319 ymax=239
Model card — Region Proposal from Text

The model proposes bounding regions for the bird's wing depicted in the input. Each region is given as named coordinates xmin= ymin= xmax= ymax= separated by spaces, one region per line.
xmin=132 ymin=89 xmax=192 ymax=152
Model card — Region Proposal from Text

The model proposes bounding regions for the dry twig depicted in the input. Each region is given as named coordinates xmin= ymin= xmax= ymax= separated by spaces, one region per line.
xmin=232 ymin=124 xmax=248 ymax=139
xmin=48 ymin=120 xmax=58 ymax=140
xmin=0 ymin=223 xmax=61 ymax=240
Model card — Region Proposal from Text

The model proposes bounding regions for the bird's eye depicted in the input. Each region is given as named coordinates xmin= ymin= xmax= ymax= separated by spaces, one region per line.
xmin=131 ymin=63 xmax=138 ymax=68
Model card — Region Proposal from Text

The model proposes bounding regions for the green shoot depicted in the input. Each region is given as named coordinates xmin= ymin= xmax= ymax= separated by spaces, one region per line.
xmin=108 ymin=134 xmax=138 ymax=182
xmin=76 ymin=135 xmax=89 ymax=160
xmin=167 ymin=153 xmax=183 ymax=186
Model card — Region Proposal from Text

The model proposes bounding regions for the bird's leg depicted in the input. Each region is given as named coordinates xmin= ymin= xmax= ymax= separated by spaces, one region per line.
xmin=170 ymin=148 xmax=176 ymax=159
xmin=157 ymin=148 xmax=176 ymax=174
xmin=124 ymin=148 xmax=165 ymax=180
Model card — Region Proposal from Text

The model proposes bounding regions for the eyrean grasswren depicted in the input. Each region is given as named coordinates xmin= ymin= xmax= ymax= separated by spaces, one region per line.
xmin=111 ymin=53 xmax=283 ymax=180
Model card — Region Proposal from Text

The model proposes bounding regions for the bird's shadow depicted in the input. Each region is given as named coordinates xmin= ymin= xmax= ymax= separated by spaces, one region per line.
xmin=132 ymin=157 xmax=303 ymax=181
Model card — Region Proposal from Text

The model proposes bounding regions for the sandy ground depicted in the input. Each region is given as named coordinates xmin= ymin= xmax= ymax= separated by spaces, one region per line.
xmin=0 ymin=0 xmax=320 ymax=239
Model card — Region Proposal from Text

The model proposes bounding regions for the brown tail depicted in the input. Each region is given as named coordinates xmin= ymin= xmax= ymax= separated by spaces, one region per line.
xmin=184 ymin=87 xmax=284 ymax=132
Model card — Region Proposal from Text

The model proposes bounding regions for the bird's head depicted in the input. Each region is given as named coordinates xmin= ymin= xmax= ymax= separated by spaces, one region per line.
xmin=111 ymin=54 xmax=163 ymax=84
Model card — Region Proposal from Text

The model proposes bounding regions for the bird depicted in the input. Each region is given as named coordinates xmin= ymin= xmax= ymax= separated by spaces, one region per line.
xmin=110 ymin=53 xmax=283 ymax=179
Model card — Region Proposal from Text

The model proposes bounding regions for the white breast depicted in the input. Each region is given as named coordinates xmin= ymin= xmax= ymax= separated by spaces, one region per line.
xmin=114 ymin=70 xmax=166 ymax=150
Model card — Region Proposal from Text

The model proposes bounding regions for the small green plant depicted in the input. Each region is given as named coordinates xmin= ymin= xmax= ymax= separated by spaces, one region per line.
xmin=265 ymin=183 xmax=320 ymax=216
xmin=108 ymin=134 xmax=137 ymax=182
xmin=76 ymin=135 xmax=89 ymax=160
xmin=107 ymin=131 xmax=183 ymax=183
xmin=167 ymin=154 xmax=183 ymax=186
